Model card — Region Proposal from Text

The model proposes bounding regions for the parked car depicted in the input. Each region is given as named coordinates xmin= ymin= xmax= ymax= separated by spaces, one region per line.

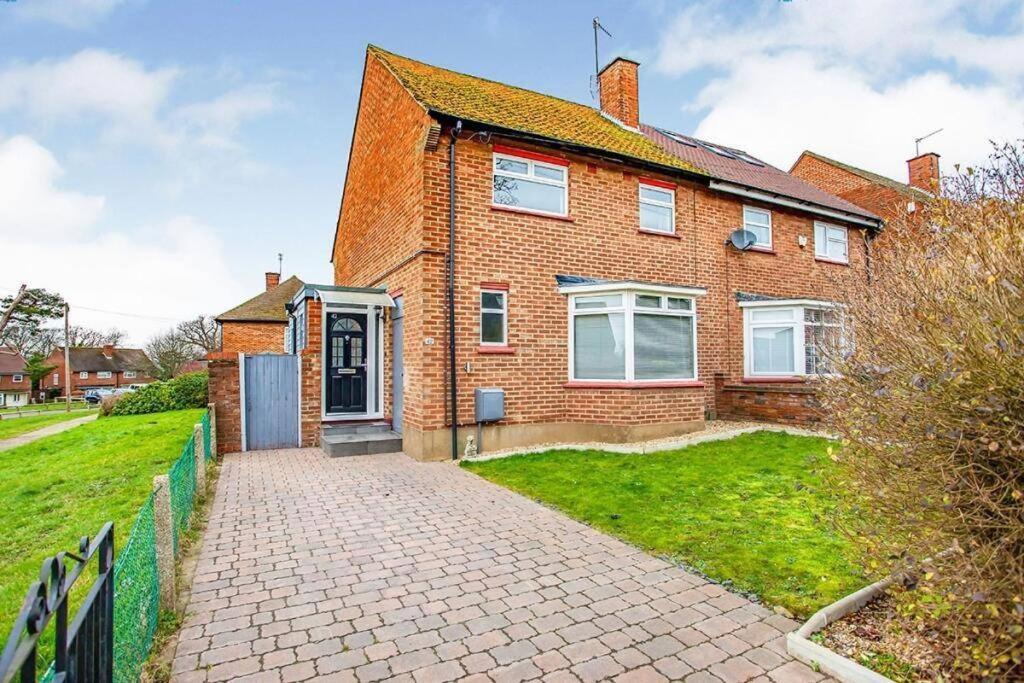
xmin=83 ymin=389 xmax=114 ymax=404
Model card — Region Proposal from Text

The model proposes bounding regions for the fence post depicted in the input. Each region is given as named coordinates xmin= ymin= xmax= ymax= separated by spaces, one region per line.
xmin=152 ymin=474 xmax=176 ymax=608
xmin=207 ymin=403 xmax=218 ymax=460
xmin=193 ymin=424 xmax=206 ymax=494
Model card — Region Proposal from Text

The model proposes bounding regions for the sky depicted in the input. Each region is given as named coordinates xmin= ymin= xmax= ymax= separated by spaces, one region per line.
xmin=1 ymin=0 xmax=1022 ymax=344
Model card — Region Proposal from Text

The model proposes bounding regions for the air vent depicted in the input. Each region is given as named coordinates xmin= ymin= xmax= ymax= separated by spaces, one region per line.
xmin=424 ymin=122 xmax=441 ymax=151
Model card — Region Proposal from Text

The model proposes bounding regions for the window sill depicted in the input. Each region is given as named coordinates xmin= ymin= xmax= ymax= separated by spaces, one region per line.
xmin=741 ymin=376 xmax=806 ymax=384
xmin=638 ymin=228 xmax=681 ymax=239
xmin=490 ymin=204 xmax=574 ymax=222
xmin=746 ymin=246 xmax=776 ymax=255
xmin=564 ymin=380 xmax=705 ymax=389
xmin=477 ymin=345 xmax=516 ymax=354
xmin=815 ymin=257 xmax=850 ymax=266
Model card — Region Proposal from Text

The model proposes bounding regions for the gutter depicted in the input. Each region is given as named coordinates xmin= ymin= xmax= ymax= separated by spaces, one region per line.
xmin=708 ymin=179 xmax=882 ymax=229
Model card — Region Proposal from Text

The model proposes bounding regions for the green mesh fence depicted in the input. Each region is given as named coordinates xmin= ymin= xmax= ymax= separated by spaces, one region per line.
xmin=112 ymin=494 xmax=159 ymax=683
xmin=168 ymin=437 xmax=197 ymax=556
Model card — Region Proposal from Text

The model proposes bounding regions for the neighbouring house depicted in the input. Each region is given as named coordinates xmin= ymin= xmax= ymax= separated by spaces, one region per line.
xmin=216 ymin=272 xmax=305 ymax=354
xmin=790 ymin=150 xmax=938 ymax=225
xmin=0 ymin=347 xmax=30 ymax=407
xmin=211 ymin=46 xmax=882 ymax=460
xmin=42 ymin=345 xmax=153 ymax=397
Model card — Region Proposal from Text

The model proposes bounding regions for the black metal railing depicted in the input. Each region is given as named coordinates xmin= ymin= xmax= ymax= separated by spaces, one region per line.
xmin=0 ymin=523 xmax=114 ymax=683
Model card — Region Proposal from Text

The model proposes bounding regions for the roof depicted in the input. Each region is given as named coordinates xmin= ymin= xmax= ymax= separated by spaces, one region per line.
xmin=643 ymin=128 xmax=880 ymax=222
xmin=0 ymin=347 xmax=26 ymax=374
xmin=796 ymin=151 xmax=930 ymax=200
xmin=63 ymin=347 xmax=150 ymax=372
xmin=216 ymin=276 xmax=304 ymax=323
xmin=368 ymin=46 xmax=706 ymax=177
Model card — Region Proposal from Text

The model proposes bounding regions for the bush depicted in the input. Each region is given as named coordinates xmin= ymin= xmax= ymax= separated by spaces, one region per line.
xmin=823 ymin=143 xmax=1024 ymax=678
xmin=98 ymin=394 xmax=122 ymax=416
xmin=111 ymin=371 xmax=208 ymax=416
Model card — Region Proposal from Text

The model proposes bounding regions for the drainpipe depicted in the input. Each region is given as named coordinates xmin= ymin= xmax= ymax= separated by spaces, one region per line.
xmin=448 ymin=121 xmax=462 ymax=461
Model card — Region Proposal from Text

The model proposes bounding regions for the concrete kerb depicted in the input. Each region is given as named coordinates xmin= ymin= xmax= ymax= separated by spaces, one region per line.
xmin=461 ymin=422 xmax=837 ymax=463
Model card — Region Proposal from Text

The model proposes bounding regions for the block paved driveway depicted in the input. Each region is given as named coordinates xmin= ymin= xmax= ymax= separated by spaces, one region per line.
xmin=171 ymin=449 xmax=827 ymax=683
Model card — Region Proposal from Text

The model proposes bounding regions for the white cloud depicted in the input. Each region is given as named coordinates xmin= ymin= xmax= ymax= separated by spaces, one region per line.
xmin=0 ymin=136 xmax=244 ymax=344
xmin=174 ymin=84 xmax=279 ymax=151
xmin=9 ymin=0 xmax=127 ymax=28
xmin=0 ymin=135 xmax=105 ymax=235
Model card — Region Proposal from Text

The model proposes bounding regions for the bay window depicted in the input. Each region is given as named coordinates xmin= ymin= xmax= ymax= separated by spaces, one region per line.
xmin=492 ymin=149 xmax=568 ymax=216
xmin=569 ymin=289 xmax=699 ymax=382
xmin=742 ymin=301 xmax=845 ymax=378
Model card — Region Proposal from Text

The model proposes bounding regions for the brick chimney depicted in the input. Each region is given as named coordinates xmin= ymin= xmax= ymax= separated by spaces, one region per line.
xmin=907 ymin=152 xmax=940 ymax=192
xmin=265 ymin=272 xmax=281 ymax=291
xmin=102 ymin=344 xmax=114 ymax=358
xmin=598 ymin=57 xmax=640 ymax=128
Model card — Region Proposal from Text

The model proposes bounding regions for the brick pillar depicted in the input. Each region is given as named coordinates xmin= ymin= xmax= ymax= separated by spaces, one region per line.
xmin=206 ymin=352 xmax=241 ymax=455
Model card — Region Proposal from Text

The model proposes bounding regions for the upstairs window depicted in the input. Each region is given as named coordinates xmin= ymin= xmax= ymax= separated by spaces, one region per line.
xmin=125 ymin=370 xmax=137 ymax=379
xmin=79 ymin=371 xmax=88 ymax=379
xmin=742 ymin=206 xmax=772 ymax=248
xmin=53 ymin=372 xmax=59 ymax=384
xmin=97 ymin=371 xmax=112 ymax=379
xmin=492 ymin=150 xmax=568 ymax=217
xmin=814 ymin=222 xmax=849 ymax=263
xmin=12 ymin=374 xmax=23 ymax=383
xmin=639 ymin=181 xmax=675 ymax=234
xmin=480 ymin=290 xmax=508 ymax=345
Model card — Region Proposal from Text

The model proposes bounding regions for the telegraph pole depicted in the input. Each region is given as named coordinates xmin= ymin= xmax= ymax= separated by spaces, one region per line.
xmin=63 ymin=303 xmax=71 ymax=412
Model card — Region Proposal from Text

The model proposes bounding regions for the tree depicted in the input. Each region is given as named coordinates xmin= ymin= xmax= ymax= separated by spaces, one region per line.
xmin=176 ymin=316 xmax=219 ymax=354
xmin=145 ymin=329 xmax=198 ymax=380
xmin=0 ymin=286 xmax=64 ymax=345
xmin=23 ymin=353 xmax=56 ymax=395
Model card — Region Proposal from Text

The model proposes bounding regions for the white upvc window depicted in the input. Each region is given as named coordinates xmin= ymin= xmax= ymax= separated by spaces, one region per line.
xmin=568 ymin=290 xmax=699 ymax=382
xmin=53 ymin=372 xmax=59 ymax=384
xmin=124 ymin=370 xmax=137 ymax=379
xmin=492 ymin=151 xmax=568 ymax=217
xmin=639 ymin=182 xmax=675 ymax=234
xmin=742 ymin=301 xmax=845 ymax=377
xmin=79 ymin=371 xmax=88 ymax=379
xmin=742 ymin=206 xmax=772 ymax=248
xmin=814 ymin=222 xmax=849 ymax=263
xmin=480 ymin=290 xmax=508 ymax=345
xmin=12 ymin=374 xmax=23 ymax=383
xmin=97 ymin=371 xmax=112 ymax=379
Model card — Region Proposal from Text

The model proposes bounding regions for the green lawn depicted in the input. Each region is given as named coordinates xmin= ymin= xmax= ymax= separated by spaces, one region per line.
xmin=0 ymin=410 xmax=94 ymax=440
xmin=0 ymin=402 xmax=91 ymax=414
xmin=0 ymin=409 xmax=204 ymax=639
xmin=462 ymin=431 xmax=865 ymax=617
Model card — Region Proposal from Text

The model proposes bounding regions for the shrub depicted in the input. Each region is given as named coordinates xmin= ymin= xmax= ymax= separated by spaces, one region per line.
xmin=823 ymin=143 xmax=1024 ymax=678
xmin=98 ymin=394 xmax=122 ymax=416
xmin=111 ymin=372 xmax=208 ymax=416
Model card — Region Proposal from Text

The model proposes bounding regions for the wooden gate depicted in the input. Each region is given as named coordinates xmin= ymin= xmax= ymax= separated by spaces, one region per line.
xmin=242 ymin=354 xmax=299 ymax=450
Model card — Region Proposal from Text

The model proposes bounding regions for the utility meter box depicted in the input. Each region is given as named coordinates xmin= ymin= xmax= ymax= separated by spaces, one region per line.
xmin=474 ymin=388 xmax=505 ymax=423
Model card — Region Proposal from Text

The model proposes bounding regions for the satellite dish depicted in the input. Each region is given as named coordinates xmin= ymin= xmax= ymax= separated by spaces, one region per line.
xmin=728 ymin=228 xmax=758 ymax=251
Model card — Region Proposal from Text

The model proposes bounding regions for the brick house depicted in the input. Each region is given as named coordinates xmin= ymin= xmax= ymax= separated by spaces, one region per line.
xmin=259 ymin=45 xmax=882 ymax=462
xmin=790 ymin=150 xmax=939 ymax=225
xmin=0 ymin=346 xmax=30 ymax=407
xmin=216 ymin=272 xmax=304 ymax=354
xmin=42 ymin=345 xmax=153 ymax=397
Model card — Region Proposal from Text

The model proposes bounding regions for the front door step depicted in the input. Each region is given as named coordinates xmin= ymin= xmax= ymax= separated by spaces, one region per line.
xmin=321 ymin=430 xmax=403 ymax=457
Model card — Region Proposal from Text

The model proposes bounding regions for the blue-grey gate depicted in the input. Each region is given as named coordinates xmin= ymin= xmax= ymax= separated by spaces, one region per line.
xmin=243 ymin=353 xmax=299 ymax=450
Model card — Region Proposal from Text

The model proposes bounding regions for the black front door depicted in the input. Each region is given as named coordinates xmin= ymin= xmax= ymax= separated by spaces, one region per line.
xmin=326 ymin=312 xmax=368 ymax=413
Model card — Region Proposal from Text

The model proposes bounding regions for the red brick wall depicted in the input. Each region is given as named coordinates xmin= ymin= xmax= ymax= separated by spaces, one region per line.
xmin=790 ymin=153 xmax=915 ymax=225
xmin=0 ymin=373 xmax=28 ymax=392
xmin=299 ymin=300 xmax=323 ymax=447
xmin=207 ymin=354 xmax=241 ymax=455
xmin=714 ymin=374 xmax=823 ymax=425
xmin=220 ymin=321 xmax=287 ymax=354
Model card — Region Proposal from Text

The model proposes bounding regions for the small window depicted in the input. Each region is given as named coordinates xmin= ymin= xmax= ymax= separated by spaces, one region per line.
xmin=480 ymin=290 xmax=507 ymax=345
xmin=79 ymin=371 xmax=88 ymax=379
xmin=743 ymin=304 xmax=846 ymax=377
xmin=12 ymin=374 xmax=23 ymax=383
xmin=492 ymin=151 xmax=568 ymax=216
xmin=814 ymin=222 xmax=849 ymax=263
xmin=124 ymin=371 xmax=136 ymax=379
xmin=53 ymin=372 xmax=59 ymax=384
xmin=639 ymin=182 xmax=675 ymax=234
xmin=97 ymin=371 xmax=112 ymax=379
xmin=742 ymin=206 xmax=772 ymax=248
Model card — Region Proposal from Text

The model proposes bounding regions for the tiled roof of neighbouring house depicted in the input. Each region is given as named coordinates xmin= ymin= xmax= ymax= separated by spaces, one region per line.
xmin=643 ymin=128 xmax=880 ymax=221
xmin=0 ymin=347 xmax=27 ymax=374
xmin=797 ymin=151 xmax=931 ymax=200
xmin=369 ymin=46 xmax=706 ymax=177
xmin=216 ymin=276 xmax=304 ymax=323
xmin=62 ymin=347 xmax=150 ymax=373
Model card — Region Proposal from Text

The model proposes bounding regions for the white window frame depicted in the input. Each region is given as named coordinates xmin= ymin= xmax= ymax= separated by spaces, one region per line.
xmin=564 ymin=284 xmax=704 ymax=383
xmin=742 ymin=206 xmax=773 ymax=248
xmin=814 ymin=221 xmax=849 ymax=263
xmin=53 ymin=372 xmax=59 ymax=384
xmin=492 ymin=151 xmax=569 ymax=217
xmin=479 ymin=289 xmax=508 ymax=346
xmin=97 ymin=371 xmax=112 ymax=379
xmin=740 ymin=300 xmax=845 ymax=378
xmin=638 ymin=182 xmax=675 ymax=234
xmin=79 ymin=371 xmax=88 ymax=379
xmin=124 ymin=370 xmax=137 ymax=379
xmin=12 ymin=374 xmax=23 ymax=383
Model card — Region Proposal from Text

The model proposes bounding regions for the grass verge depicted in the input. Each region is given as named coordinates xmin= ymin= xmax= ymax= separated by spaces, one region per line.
xmin=0 ymin=410 xmax=94 ymax=441
xmin=462 ymin=430 xmax=865 ymax=617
